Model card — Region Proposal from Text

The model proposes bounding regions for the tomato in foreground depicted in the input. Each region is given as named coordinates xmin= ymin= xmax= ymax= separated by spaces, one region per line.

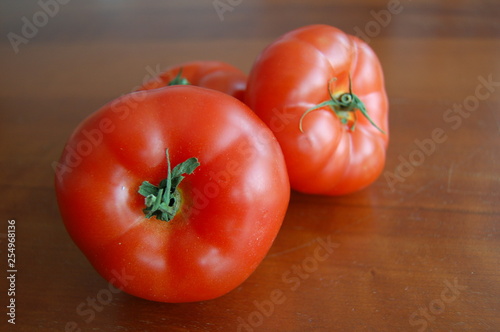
xmin=137 ymin=60 xmax=247 ymax=101
xmin=245 ymin=24 xmax=389 ymax=195
xmin=54 ymin=86 xmax=290 ymax=303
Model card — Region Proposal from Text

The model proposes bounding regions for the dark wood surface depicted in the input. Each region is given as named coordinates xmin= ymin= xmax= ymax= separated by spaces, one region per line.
xmin=1 ymin=0 xmax=499 ymax=331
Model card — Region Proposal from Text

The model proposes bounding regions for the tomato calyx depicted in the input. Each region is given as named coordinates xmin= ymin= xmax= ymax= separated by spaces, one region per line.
xmin=168 ymin=68 xmax=191 ymax=86
xmin=138 ymin=149 xmax=200 ymax=222
xmin=299 ymin=77 xmax=386 ymax=134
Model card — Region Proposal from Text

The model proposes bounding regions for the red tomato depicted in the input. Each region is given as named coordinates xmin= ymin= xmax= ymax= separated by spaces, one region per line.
xmin=54 ymin=86 xmax=290 ymax=302
xmin=137 ymin=60 xmax=247 ymax=101
xmin=244 ymin=24 xmax=389 ymax=195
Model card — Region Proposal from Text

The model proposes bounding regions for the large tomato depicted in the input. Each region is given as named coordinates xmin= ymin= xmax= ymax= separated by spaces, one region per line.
xmin=54 ymin=85 xmax=290 ymax=302
xmin=137 ymin=60 xmax=247 ymax=101
xmin=245 ymin=24 xmax=389 ymax=195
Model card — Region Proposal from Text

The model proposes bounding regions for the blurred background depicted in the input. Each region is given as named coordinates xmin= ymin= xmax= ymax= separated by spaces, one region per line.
xmin=2 ymin=0 xmax=499 ymax=103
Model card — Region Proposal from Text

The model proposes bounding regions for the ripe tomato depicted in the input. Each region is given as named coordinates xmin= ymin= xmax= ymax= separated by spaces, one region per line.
xmin=54 ymin=86 xmax=290 ymax=302
xmin=245 ymin=24 xmax=389 ymax=195
xmin=137 ymin=60 xmax=247 ymax=101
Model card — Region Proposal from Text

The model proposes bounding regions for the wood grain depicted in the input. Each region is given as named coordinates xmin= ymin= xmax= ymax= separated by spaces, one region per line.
xmin=1 ymin=0 xmax=499 ymax=331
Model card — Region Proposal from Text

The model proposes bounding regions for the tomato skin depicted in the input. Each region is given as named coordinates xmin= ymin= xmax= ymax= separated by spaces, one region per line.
xmin=138 ymin=60 xmax=247 ymax=101
xmin=244 ymin=25 xmax=389 ymax=195
xmin=54 ymin=86 xmax=289 ymax=302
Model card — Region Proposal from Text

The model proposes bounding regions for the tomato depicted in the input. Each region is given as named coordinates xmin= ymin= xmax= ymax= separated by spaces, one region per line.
xmin=137 ymin=60 xmax=247 ymax=101
xmin=244 ymin=24 xmax=389 ymax=195
xmin=54 ymin=85 xmax=290 ymax=303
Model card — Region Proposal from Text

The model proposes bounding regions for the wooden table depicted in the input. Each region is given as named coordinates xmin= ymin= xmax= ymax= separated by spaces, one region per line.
xmin=1 ymin=0 xmax=499 ymax=331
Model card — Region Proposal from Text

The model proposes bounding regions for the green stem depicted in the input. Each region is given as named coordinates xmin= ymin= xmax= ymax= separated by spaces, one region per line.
xmin=168 ymin=68 xmax=190 ymax=86
xmin=138 ymin=149 xmax=200 ymax=222
xmin=299 ymin=77 xmax=385 ymax=134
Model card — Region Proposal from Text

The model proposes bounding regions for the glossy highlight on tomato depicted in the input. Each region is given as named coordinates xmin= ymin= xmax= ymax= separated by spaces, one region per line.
xmin=54 ymin=85 xmax=290 ymax=303
xmin=245 ymin=24 xmax=389 ymax=195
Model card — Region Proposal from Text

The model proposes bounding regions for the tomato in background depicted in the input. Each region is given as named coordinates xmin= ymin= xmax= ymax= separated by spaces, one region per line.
xmin=245 ymin=24 xmax=389 ymax=195
xmin=137 ymin=60 xmax=247 ymax=101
